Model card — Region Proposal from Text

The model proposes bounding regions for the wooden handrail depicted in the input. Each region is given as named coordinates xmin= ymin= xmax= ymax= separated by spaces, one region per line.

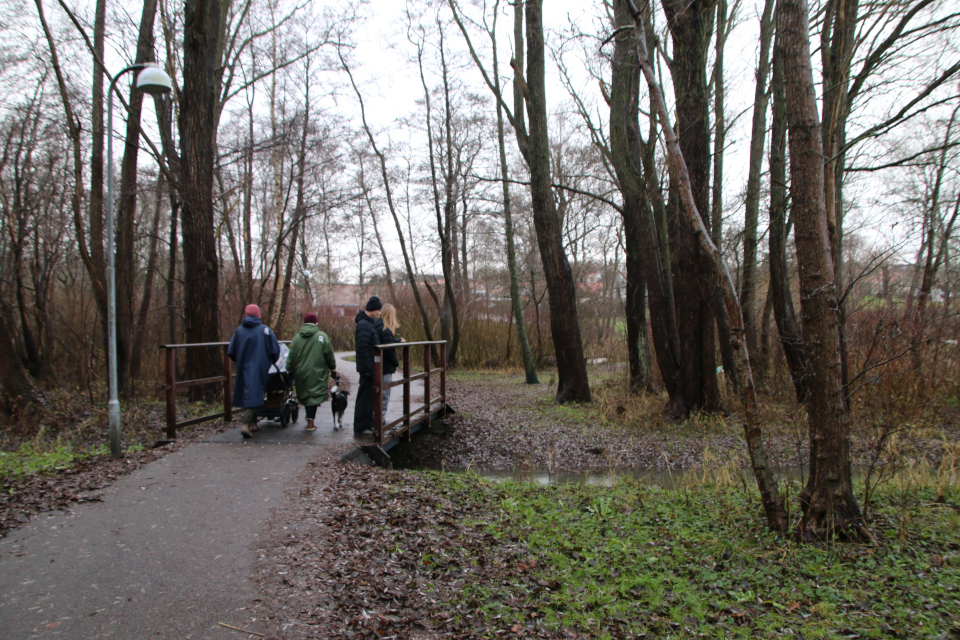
xmin=373 ymin=341 xmax=449 ymax=448
xmin=160 ymin=340 xmax=290 ymax=349
xmin=160 ymin=343 xmax=238 ymax=438
xmin=374 ymin=340 xmax=445 ymax=349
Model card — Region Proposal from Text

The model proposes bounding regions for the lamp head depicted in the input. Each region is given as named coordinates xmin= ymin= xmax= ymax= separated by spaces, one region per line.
xmin=136 ymin=63 xmax=173 ymax=95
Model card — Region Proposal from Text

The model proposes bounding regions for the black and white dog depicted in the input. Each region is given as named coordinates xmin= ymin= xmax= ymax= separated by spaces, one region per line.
xmin=330 ymin=372 xmax=350 ymax=431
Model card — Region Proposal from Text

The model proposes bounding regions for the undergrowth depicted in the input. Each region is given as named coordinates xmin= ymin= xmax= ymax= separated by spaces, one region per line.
xmin=0 ymin=436 xmax=109 ymax=479
xmin=0 ymin=389 xmax=225 ymax=482
xmin=412 ymin=467 xmax=960 ymax=638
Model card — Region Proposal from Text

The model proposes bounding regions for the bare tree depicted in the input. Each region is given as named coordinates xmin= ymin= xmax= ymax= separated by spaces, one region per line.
xmin=778 ymin=0 xmax=867 ymax=541
xmin=411 ymin=15 xmax=462 ymax=365
xmin=663 ymin=0 xmax=723 ymax=413
xmin=115 ymin=0 xmax=159 ymax=394
xmin=513 ymin=0 xmax=590 ymax=402
xmin=339 ymin=47 xmax=439 ymax=361
xmin=739 ymin=0 xmax=775 ymax=366
xmin=608 ymin=0 xmax=680 ymax=397
xmin=179 ymin=0 xmax=223 ymax=382
xmin=767 ymin=37 xmax=807 ymax=403
xmin=448 ymin=0 xmax=538 ymax=383
xmin=625 ymin=0 xmax=787 ymax=533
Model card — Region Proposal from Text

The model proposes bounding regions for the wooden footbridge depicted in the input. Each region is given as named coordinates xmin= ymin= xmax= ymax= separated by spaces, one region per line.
xmin=157 ymin=339 xmax=452 ymax=463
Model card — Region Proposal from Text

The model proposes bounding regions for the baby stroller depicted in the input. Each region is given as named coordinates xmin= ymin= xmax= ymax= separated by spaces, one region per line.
xmin=256 ymin=344 xmax=300 ymax=428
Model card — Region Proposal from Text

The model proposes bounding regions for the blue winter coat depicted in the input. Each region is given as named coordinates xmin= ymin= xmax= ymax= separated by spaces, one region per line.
xmin=228 ymin=316 xmax=281 ymax=408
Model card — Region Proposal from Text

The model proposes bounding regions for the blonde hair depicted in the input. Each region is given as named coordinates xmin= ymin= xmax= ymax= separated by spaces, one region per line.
xmin=381 ymin=303 xmax=399 ymax=332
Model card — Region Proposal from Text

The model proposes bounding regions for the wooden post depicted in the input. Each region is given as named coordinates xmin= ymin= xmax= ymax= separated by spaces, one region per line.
xmin=374 ymin=346 xmax=383 ymax=445
xmin=440 ymin=342 xmax=447 ymax=416
xmin=223 ymin=345 xmax=232 ymax=422
xmin=423 ymin=343 xmax=431 ymax=432
xmin=403 ymin=345 xmax=412 ymax=442
xmin=165 ymin=347 xmax=177 ymax=439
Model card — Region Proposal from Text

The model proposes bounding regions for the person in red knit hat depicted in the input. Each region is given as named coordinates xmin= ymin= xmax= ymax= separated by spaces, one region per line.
xmin=227 ymin=304 xmax=280 ymax=438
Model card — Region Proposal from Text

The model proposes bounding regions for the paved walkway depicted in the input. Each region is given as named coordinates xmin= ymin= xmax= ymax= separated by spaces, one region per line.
xmin=0 ymin=352 xmax=419 ymax=639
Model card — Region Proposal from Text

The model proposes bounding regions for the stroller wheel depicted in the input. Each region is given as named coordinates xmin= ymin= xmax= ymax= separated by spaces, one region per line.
xmin=280 ymin=403 xmax=291 ymax=428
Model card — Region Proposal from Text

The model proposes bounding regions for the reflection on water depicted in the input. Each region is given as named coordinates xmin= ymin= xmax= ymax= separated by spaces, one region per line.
xmin=471 ymin=469 xmax=622 ymax=487
xmin=438 ymin=467 xmax=704 ymax=488
xmin=430 ymin=465 xmax=811 ymax=489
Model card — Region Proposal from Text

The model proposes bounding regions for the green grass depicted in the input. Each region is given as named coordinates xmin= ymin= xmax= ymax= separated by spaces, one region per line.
xmin=411 ymin=471 xmax=960 ymax=638
xmin=0 ymin=438 xmax=109 ymax=481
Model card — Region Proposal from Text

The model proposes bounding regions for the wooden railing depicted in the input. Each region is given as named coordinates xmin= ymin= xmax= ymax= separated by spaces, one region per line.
xmin=373 ymin=341 xmax=448 ymax=448
xmin=159 ymin=342 xmax=233 ymax=439
xmin=159 ymin=340 xmax=290 ymax=439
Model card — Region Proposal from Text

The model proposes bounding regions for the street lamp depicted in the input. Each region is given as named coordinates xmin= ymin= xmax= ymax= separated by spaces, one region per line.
xmin=107 ymin=62 xmax=173 ymax=457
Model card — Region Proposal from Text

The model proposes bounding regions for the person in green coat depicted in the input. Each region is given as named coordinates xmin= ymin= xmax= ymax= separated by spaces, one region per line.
xmin=286 ymin=312 xmax=338 ymax=432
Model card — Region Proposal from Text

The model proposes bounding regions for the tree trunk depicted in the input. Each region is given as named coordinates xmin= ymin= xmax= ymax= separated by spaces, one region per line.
xmin=11 ymin=186 xmax=42 ymax=377
xmin=740 ymin=0 xmax=776 ymax=367
xmin=243 ymin=91 xmax=255 ymax=303
xmin=917 ymin=105 xmax=960 ymax=313
xmin=627 ymin=0 xmax=787 ymax=533
xmin=153 ymin=85 xmax=181 ymax=347
xmin=447 ymin=0 xmax=538 ymax=383
xmin=709 ymin=0 xmax=742 ymax=390
xmin=820 ymin=0 xmax=859 ymax=411
xmin=179 ymin=0 xmax=223 ymax=384
xmin=518 ymin=0 xmax=590 ymax=403
xmin=130 ymin=174 xmax=165 ymax=379
xmin=663 ymin=0 xmax=721 ymax=414
xmin=277 ymin=73 xmax=312 ymax=330
xmin=758 ymin=282 xmax=774 ymax=380
xmin=265 ymin=64 xmax=285 ymax=327
xmin=362 ymin=169 xmax=399 ymax=307
xmin=778 ymin=0 xmax=866 ymax=540
xmin=493 ymin=12 xmax=538 ymax=384
xmin=768 ymin=38 xmax=807 ymax=403
xmin=0 ymin=311 xmax=40 ymax=414
xmin=440 ymin=37 xmax=462 ymax=367
xmin=115 ymin=0 xmax=159 ymax=396
xmin=419 ymin=32 xmax=461 ymax=367
xmin=36 ymin=0 xmax=108 ymax=361
xmin=609 ymin=0 xmax=667 ymax=395
xmin=640 ymin=98 xmax=684 ymax=406
xmin=710 ymin=0 xmax=727 ymax=246
xmin=89 ymin=0 xmax=107 ymax=324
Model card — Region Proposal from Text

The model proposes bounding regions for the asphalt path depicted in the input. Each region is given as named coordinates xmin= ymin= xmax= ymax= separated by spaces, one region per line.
xmin=0 ymin=351 xmax=417 ymax=639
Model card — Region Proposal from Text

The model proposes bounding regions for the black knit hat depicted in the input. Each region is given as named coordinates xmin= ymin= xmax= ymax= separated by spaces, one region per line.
xmin=365 ymin=296 xmax=383 ymax=312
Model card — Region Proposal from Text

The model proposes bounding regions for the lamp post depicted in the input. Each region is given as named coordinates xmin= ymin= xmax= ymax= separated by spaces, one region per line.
xmin=107 ymin=62 xmax=173 ymax=457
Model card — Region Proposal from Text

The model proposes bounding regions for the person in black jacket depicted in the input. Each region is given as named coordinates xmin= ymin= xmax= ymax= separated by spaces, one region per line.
xmin=353 ymin=296 xmax=382 ymax=436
